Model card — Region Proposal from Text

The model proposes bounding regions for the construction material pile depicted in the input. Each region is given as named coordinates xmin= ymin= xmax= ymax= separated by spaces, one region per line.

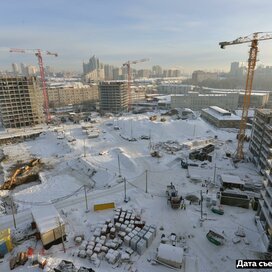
xmin=152 ymin=141 xmax=182 ymax=154
xmin=75 ymin=208 xmax=156 ymax=266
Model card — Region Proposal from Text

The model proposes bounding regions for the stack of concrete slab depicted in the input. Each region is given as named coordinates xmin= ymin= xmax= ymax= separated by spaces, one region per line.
xmin=77 ymin=207 xmax=157 ymax=264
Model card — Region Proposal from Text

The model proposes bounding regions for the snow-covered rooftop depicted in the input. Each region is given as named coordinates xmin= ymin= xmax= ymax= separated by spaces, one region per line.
xmin=202 ymin=107 xmax=241 ymax=121
xmin=157 ymin=243 xmax=184 ymax=265
xmin=221 ymin=174 xmax=245 ymax=185
xmin=32 ymin=205 xmax=64 ymax=234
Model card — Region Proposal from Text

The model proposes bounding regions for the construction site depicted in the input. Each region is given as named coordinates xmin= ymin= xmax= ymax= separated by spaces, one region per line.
xmin=0 ymin=32 xmax=271 ymax=272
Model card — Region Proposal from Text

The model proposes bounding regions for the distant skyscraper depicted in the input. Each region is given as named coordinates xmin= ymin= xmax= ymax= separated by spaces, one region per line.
xmin=152 ymin=65 xmax=163 ymax=76
xmin=83 ymin=55 xmax=100 ymax=74
xmin=11 ymin=63 xmax=19 ymax=76
xmin=112 ymin=68 xmax=121 ymax=80
xmin=26 ymin=65 xmax=37 ymax=76
xmin=104 ymin=64 xmax=114 ymax=80
xmin=229 ymin=62 xmax=246 ymax=77
xmin=137 ymin=69 xmax=151 ymax=78
xmin=20 ymin=63 xmax=27 ymax=76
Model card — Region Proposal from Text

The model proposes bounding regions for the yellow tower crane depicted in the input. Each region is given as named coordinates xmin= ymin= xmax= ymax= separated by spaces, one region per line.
xmin=123 ymin=58 xmax=149 ymax=111
xmin=219 ymin=32 xmax=272 ymax=160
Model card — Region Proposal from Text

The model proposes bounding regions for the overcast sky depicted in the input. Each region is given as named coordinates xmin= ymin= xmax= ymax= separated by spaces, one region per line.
xmin=1 ymin=0 xmax=272 ymax=73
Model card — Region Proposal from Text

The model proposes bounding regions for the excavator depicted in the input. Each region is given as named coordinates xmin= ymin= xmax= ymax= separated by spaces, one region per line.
xmin=0 ymin=159 xmax=41 ymax=190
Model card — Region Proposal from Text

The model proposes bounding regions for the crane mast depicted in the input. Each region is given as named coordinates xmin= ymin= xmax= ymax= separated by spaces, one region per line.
xmin=123 ymin=58 xmax=149 ymax=111
xmin=219 ymin=32 xmax=272 ymax=160
xmin=10 ymin=48 xmax=58 ymax=123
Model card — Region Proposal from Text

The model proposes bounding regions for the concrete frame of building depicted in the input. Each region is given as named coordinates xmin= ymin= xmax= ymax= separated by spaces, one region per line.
xmin=0 ymin=76 xmax=44 ymax=128
xmin=48 ymin=86 xmax=99 ymax=109
xmin=250 ymin=109 xmax=272 ymax=252
xmin=99 ymin=81 xmax=128 ymax=114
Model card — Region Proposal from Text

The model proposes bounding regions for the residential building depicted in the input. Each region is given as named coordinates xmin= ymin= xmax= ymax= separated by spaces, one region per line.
xmin=83 ymin=55 xmax=100 ymax=74
xmin=99 ymin=81 xmax=128 ymax=113
xmin=152 ymin=65 xmax=163 ymax=77
xmin=251 ymin=109 xmax=272 ymax=253
xmin=257 ymin=166 xmax=272 ymax=253
xmin=11 ymin=63 xmax=19 ymax=76
xmin=238 ymin=92 xmax=269 ymax=108
xmin=157 ymin=84 xmax=194 ymax=95
xmin=137 ymin=69 xmax=151 ymax=78
xmin=104 ymin=64 xmax=114 ymax=80
xmin=192 ymin=70 xmax=218 ymax=83
xmin=113 ymin=68 xmax=122 ymax=80
xmin=249 ymin=109 xmax=272 ymax=172
xmin=0 ymin=76 xmax=44 ymax=128
xmin=47 ymin=85 xmax=99 ymax=108
xmin=229 ymin=62 xmax=246 ymax=78
xmin=171 ymin=92 xmax=239 ymax=111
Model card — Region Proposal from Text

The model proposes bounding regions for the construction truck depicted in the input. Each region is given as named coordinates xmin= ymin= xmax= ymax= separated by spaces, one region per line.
xmin=150 ymin=150 xmax=161 ymax=158
xmin=149 ymin=115 xmax=157 ymax=121
xmin=166 ymin=183 xmax=182 ymax=209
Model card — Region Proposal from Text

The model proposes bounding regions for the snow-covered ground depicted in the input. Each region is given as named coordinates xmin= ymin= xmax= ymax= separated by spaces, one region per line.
xmin=0 ymin=113 xmax=267 ymax=272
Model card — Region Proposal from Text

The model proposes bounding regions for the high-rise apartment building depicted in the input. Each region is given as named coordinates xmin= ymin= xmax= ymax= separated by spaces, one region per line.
xmin=104 ymin=64 xmax=114 ymax=80
xmin=0 ymin=76 xmax=44 ymax=128
xmin=251 ymin=109 xmax=272 ymax=252
xmin=152 ymin=65 xmax=163 ymax=77
xmin=229 ymin=62 xmax=246 ymax=78
xmin=192 ymin=70 xmax=218 ymax=82
xmin=83 ymin=55 xmax=100 ymax=74
xmin=249 ymin=109 xmax=272 ymax=172
xmin=99 ymin=81 xmax=128 ymax=113
xmin=47 ymin=85 xmax=99 ymax=108
xmin=12 ymin=63 xmax=20 ymax=76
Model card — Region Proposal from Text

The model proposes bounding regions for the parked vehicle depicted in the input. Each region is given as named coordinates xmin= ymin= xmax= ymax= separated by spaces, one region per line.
xmin=181 ymin=159 xmax=188 ymax=169
xmin=166 ymin=183 xmax=182 ymax=209
xmin=206 ymin=230 xmax=225 ymax=246
xmin=140 ymin=135 xmax=150 ymax=140
xmin=211 ymin=206 xmax=224 ymax=215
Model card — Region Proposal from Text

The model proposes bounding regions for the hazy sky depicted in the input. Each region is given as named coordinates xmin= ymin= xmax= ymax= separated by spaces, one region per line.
xmin=1 ymin=0 xmax=272 ymax=73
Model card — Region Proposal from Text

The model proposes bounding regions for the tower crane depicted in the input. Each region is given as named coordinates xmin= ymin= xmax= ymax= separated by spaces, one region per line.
xmin=10 ymin=48 xmax=58 ymax=123
xmin=123 ymin=58 xmax=149 ymax=111
xmin=219 ymin=32 xmax=272 ymax=160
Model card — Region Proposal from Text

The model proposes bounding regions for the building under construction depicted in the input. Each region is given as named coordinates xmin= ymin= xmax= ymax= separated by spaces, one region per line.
xmin=47 ymin=85 xmax=99 ymax=109
xmin=0 ymin=76 xmax=44 ymax=128
xmin=99 ymin=81 xmax=128 ymax=113
xmin=249 ymin=109 xmax=272 ymax=171
xmin=250 ymin=109 xmax=272 ymax=252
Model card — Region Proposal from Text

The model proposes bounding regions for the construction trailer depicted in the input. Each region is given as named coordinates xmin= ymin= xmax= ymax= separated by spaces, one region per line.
xmin=31 ymin=205 xmax=66 ymax=249
xmin=157 ymin=243 xmax=184 ymax=269
xmin=220 ymin=174 xmax=245 ymax=190
xmin=220 ymin=191 xmax=250 ymax=209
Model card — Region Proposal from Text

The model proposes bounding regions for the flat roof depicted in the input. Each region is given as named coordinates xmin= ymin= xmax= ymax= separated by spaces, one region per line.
xmin=157 ymin=243 xmax=183 ymax=264
xmin=209 ymin=106 xmax=230 ymax=115
xmin=201 ymin=108 xmax=241 ymax=121
xmin=221 ymin=174 xmax=245 ymax=185
xmin=32 ymin=205 xmax=64 ymax=234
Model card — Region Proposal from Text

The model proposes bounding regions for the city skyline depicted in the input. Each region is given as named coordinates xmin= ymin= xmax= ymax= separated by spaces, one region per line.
xmin=1 ymin=0 xmax=272 ymax=72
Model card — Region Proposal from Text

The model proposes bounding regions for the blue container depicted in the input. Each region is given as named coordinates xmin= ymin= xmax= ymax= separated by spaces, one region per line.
xmin=0 ymin=241 xmax=8 ymax=256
